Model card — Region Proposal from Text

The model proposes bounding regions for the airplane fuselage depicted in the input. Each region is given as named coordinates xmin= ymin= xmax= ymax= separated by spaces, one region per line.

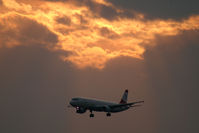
xmin=70 ymin=97 xmax=129 ymax=113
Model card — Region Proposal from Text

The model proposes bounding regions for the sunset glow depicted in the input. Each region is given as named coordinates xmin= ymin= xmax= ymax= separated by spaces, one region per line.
xmin=1 ymin=0 xmax=199 ymax=69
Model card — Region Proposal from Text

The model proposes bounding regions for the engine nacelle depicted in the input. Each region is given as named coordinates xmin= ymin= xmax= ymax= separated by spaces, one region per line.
xmin=76 ymin=107 xmax=86 ymax=114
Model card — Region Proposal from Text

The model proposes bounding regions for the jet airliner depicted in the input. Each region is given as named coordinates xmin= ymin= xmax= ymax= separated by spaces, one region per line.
xmin=69 ymin=89 xmax=144 ymax=117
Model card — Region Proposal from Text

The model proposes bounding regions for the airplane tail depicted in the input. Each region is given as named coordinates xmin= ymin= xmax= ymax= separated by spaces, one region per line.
xmin=120 ymin=89 xmax=128 ymax=104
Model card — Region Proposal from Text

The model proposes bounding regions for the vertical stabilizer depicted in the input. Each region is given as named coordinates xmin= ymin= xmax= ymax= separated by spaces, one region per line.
xmin=120 ymin=89 xmax=128 ymax=104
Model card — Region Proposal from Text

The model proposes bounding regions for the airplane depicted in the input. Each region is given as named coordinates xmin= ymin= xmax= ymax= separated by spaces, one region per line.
xmin=69 ymin=89 xmax=144 ymax=117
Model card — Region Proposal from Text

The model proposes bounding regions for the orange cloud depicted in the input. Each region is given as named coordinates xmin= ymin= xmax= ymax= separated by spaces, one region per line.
xmin=1 ymin=0 xmax=199 ymax=69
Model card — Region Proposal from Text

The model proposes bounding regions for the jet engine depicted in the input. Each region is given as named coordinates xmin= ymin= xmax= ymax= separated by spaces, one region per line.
xmin=76 ymin=107 xmax=86 ymax=113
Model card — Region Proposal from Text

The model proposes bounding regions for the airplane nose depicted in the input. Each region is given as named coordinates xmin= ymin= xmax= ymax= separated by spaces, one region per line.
xmin=70 ymin=100 xmax=74 ymax=106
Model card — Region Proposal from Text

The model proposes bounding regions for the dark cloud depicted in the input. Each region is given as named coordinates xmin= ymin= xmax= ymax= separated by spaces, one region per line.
xmin=63 ymin=0 xmax=124 ymax=20
xmin=74 ymin=13 xmax=88 ymax=24
xmin=144 ymin=30 xmax=199 ymax=133
xmin=42 ymin=0 xmax=66 ymax=1
xmin=85 ymin=1 xmax=119 ymax=20
xmin=56 ymin=16 xmax=71 ymax=25
xmin=0 ymin=46 xmax=75 ymax=133
xmin=0 ymin=15 xmax=58 ymax=48
xmin=81 ymin=0 xmax=138 ymax=20
xmin=36 ymin=0 xmax=199 ymax=20
xmin=107 ymin=0 xmax=199 ymax=19
xmin=99 ymin=27 xmax=119 ymax=39
xmin=43 ymin=0 xmax=137 ymax=20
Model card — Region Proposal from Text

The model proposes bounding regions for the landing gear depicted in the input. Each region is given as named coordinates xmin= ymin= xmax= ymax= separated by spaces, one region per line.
xmin=89 ymin=110 xmax=94 ymax=118
xmin=90 ymin=113 xmax=94 ymax=117
xmin=106 ymin=112 xmax=111 ymax=117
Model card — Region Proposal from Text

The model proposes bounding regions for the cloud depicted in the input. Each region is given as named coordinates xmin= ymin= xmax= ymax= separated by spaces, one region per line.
xmin=107 ymin=0 xmax=199 ymax=20
xmin=143 ymin=30 xmax=199 ymax=133
xmin=56 ymin=16 xmax=71 ymax=26
xmin=0 ymin=46 xmax=74 ymax=133
xmin=0 ymin=14 xmax=58 ymax=48
xmin=43 ymin=0 xmax=138 ymax=20
xmin=1 ymin=0 xmax=199 ymax=69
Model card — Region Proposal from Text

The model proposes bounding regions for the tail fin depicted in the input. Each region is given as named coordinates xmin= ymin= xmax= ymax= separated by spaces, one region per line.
xmin=120 ymin=89 xmax=128 ymax=104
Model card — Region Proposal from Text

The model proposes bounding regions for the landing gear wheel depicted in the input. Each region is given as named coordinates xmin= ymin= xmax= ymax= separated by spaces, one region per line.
xmin=90 ymin=113 xmax=94 ymax=117
xmin=106 ymin=112 xmax=111 ymax=117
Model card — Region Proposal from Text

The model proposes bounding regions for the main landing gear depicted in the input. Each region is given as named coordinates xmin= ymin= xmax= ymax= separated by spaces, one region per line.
xmin=90 ymin=113 xmax=94 ymax=117
xmin=89 ymin=110 xmax=111 ymax=117
xmin=89 ymin=110 xmax=94 ymax=118
xmin=106 ymin=112 xmax=111 ymax=117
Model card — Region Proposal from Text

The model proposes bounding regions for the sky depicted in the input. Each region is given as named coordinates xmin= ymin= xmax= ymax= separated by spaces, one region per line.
xmin=0 ymin=0 xmax=199 ymax=133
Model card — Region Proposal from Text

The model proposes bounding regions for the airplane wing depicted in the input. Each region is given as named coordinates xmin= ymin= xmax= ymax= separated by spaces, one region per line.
xmin=109 ymin=101 xmax=144 ymax=108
